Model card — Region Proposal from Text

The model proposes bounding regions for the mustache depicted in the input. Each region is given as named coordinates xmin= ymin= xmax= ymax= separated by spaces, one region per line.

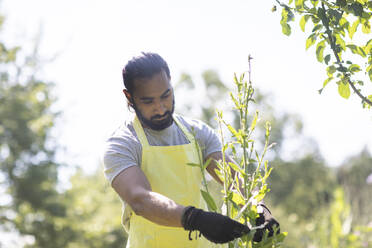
xmin=151 ymin=111 xmax=172 ymax=121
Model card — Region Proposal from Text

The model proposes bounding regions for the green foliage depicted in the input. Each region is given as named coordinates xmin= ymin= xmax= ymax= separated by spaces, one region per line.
xmin=0 ymin=14 xmax=72 ymax=247
xmin=337 ymin=149 xmax=372 ymax=225
xmin=62 ymin=169 xmax=126 ymax=248
xmin=268 ymin=156 xmax=337 ymax=220
xmin=274 ymin=0 xmax=372 ymax=108
xmin=0 ymin=13 xmax=125 ymax=247
xmin=310 ymin=187 xmax=372 ymax=248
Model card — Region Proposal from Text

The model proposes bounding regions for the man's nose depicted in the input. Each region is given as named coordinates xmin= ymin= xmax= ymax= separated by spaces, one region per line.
xmin=154 ymin=100 xmax=166 ymax=115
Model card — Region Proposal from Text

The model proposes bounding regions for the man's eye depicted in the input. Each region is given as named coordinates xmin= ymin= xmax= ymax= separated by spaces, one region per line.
xmin=142 ymin=101 xmax=152 ymax=104
xmin=161 ymin=94 xmax=170 ymax=99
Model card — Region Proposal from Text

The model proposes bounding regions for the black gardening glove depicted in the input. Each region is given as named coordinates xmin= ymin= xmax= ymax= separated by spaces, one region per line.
xmin=181 ymin=206 xmax=250 ymax=244
xmin=253 ymin=204 xmax=280 ymax=242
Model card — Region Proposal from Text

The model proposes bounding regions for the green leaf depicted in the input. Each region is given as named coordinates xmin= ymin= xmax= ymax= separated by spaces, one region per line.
xmin=265 ymin=121 xmax=271 ymax=139
xmin=335 ymin=34 xmax=346 ymax=51
xmin=349 ymin=64 xmax=361 ymax=73
xmin=280 ymin=8 xmax=292 ymax=36
xmin=312 ymin=24 xmax=323 ymax=32
xmin=311 ymin=0 xmax=319 ymax=7
xmin=346 ymin=44 xmax=357 ymax=53
xmin=300 ymin=15 xmax=310 ymax=32
xmin=222 ymin=143 xmax=228 ymax=153
xmin=281 ymin=22 xmax=291 ymax=36
xmin=233 ymin=73 xmax=239 ymax=85
xmin=339 ymin=17 xmax=348 ymax=28
xmin=324 ymin=54 xmax=331 ymax=65
xmin=323 ymin=77 xmax=333 ymax=88
xmin=362 ymin=20 xmax=371 ymax=34
xmin=364 ymin=39 xmax=372 ymax=54
xmin=368 ymin=1 xmax=372 ymax=10
xmin=230 ymin=92 xmax=240 ymax=109
xmin=367 ymin=64 xmax=372 ymax=81
xmin=213 ymin=168 xmax=224 ymax=182
xmin=202 ymin=157 xmax=212 ymax=171
xmin=295 ymin=0 xmax=304 ymax=9
xmin=337 ymin=66 xmax=348 ymax=72
xmin=306 ymin=33 xmax=317 ymax=50
xmin=200 ymin=190 xmax=217 ymax=212
xmin=327 ymin=65 xmax=337 ymax=77
xmin=351 ymin=2 xmax=364 ymax=17
xmin=316 ymin=40 xmax=326 ymax=62
xmin=227 ymin=124 xmax=240 ymax=139
xmin=338 ymin=81 xmax=350 ymax=99
xmin=346 ymin=44 xmax=366 ymax=57
xmin=356 ymin=0 xmax=367 ymax=4
xmin=250 ymin=111 xmax=259 ymax=132
xmin=187 ymin=163 xmax=200 ymax=167
xmin=228 ymin=162 xmax=246 ymax=176
xmin=367 ymin=64 xmax=372 ymax=74
xmin=348 ymin=19 xmax=360 ymax=39
xmin=336 ymin=0 xmax=347 ymax=7
xmin=281 ymin=7 xmax=289 ymax=22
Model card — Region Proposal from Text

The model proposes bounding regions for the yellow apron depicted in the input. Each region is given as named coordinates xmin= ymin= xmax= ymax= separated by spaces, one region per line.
xmin=126 ymin=114 xmax=212 ymax=248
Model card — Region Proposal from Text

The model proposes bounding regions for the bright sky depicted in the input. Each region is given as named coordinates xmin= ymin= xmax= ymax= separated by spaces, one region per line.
xmin=2 ymin=0 xmax=372 ymax=176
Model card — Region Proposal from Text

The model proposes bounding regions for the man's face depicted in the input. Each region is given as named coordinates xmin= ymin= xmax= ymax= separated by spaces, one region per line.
xmin=128 ymin=70 xmax=175 ymax=131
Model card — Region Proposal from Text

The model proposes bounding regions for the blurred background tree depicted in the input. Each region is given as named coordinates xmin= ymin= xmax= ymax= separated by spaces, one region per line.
xmin=0 ymin=10 xmax=125 ymax=247
xmin=0 ymin=9 xmax=72 ymax=246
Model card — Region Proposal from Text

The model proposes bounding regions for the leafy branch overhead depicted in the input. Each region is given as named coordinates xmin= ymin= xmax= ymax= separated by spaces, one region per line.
xmin=274 ymin=0 xmax=372 ymax=108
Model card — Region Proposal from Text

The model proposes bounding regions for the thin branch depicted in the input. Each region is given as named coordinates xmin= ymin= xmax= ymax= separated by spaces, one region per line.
xmin=321 ymin=3 xmax=372 ymax=107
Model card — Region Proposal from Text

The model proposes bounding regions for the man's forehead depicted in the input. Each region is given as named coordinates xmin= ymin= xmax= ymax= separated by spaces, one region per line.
xmin=132 ymin=71 xmax=171 ymax=97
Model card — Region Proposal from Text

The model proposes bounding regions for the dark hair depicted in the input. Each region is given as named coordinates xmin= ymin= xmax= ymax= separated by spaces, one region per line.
xmin=122 ymin=52 xmax=171 ymax=94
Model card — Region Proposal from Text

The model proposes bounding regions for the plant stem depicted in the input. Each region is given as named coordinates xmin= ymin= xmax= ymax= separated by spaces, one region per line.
xmin=193 ymin=129 xmax=210 ymax=195
xmin=218 ymin=114 xmax=229 ymax=217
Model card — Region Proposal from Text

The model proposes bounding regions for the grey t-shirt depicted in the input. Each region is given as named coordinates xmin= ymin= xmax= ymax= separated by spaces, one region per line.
xmin=103 ymin=114 xmax=222 ymax=184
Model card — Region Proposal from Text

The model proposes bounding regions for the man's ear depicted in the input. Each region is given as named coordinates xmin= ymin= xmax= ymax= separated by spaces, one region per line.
xmin=123 ymin=89 xmax=134 ymax=107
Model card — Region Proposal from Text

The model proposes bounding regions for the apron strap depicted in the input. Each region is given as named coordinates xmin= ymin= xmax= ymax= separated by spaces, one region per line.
xmin=173 ymin=114 xmax=196 ymax=144
xmin=133 ymin=116 xmax=150 ymax=148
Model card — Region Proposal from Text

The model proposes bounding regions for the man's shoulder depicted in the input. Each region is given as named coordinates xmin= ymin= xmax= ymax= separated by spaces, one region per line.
xmin=105 ymin=118 xmax=138 ymax=146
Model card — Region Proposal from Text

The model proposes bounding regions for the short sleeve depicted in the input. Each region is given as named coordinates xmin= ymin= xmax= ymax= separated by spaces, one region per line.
xmin=179 ymin=116 xmax=222 ymax=161
xmin=197 ymin=121 xmax=222 ymax=159
xmin=103 ymin=130 xmax=141 ymax=185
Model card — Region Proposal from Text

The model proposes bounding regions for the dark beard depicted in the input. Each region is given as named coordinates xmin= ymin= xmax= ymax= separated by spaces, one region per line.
xmin=134 ymin=99 xmax=175 ymax=131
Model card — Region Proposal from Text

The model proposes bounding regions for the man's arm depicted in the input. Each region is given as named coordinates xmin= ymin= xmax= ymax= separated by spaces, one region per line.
xmin=112 ymin=165 xmax=185 ymax=227
xmin=112 ymin=162 xmax=251 ymax=243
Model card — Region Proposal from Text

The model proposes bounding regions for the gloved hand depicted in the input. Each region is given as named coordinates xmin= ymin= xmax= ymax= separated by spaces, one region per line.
xmin=181 ymin=206 xmax=250 ymax=244
xmin=253 ymin=204 xmax=280 ymax=242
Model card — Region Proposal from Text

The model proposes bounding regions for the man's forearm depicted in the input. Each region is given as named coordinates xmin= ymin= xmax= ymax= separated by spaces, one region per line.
xmin=134 ymin=191 xmax=185 ymax=227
